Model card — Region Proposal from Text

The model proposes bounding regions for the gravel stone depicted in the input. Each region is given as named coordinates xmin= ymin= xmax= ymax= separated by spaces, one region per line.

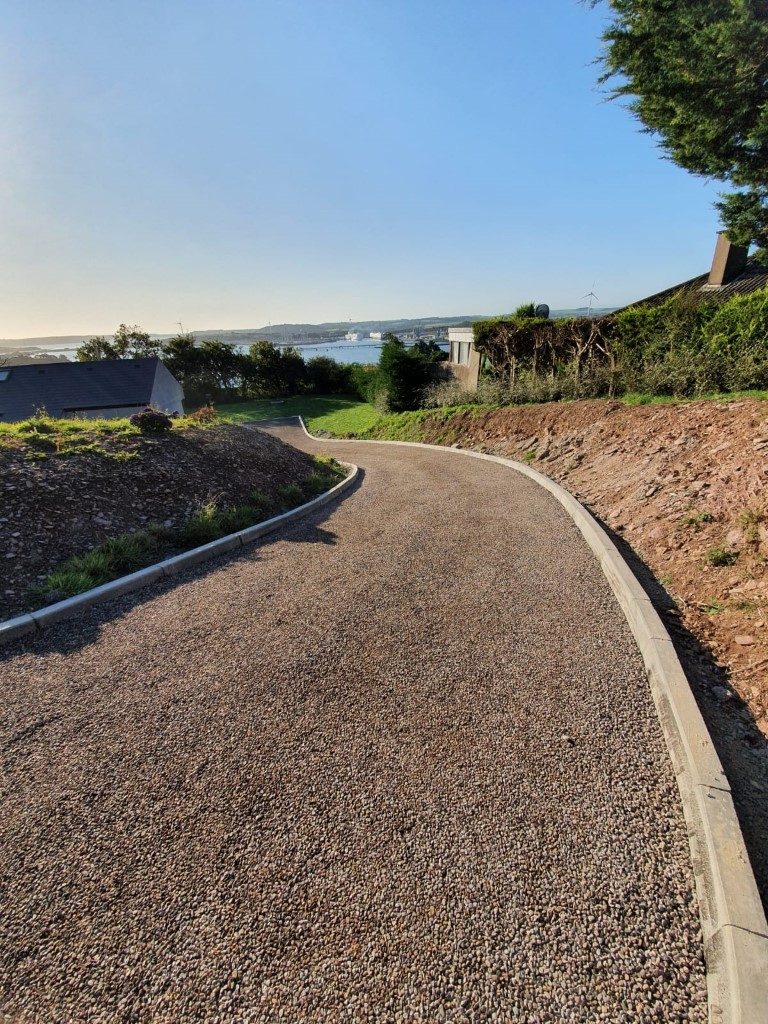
xmin=0 ymin=425 xmax=708 ymax=1023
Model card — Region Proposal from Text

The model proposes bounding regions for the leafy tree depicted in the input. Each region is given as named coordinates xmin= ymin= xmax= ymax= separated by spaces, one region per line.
xmin=75 ymin=323 xmax=160 ymax=361
xmin=279 ymin=346 xmax=307 ymax=394
xmin=197 ymin=339 xmax=244 ymax=395
xmin=245 ymin=340 xmax=286 ymax=396
xmin=306 ymin=355 xmax=352 ymax=393
xmin=76 ymin=336 xmax=116 ymax=361
xmin=595 ymin=0 xmax=768 ymax=251
xmin=113 ymin=323 xmax=160 ymax=358
xmin=377 ymin=334 xmax=432 ymax=411
xmin=411 ymin=338 xmax=448 ymax=362
xmin=160 ymin=333 xmax=202 ymax=388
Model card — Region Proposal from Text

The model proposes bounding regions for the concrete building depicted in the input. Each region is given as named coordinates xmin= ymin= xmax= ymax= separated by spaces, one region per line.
xmin=0 ymin=356 xmax=184 ymax=422
xmin=444 ymin=325 xmax=482 ymax=389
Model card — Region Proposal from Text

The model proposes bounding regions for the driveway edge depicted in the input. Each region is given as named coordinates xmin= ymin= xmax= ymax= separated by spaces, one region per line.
xmin=298 ymin=417 xmax=768 ymax=1024
xmin=0 ymin=462 xmax=358 ymax=647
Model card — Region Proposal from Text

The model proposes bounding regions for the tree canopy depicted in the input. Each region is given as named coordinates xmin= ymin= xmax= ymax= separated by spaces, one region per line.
xmin=596 ymin=0 xmax=768 ymax=252
xmin=76 ymin=323 xmax=160 ymax=361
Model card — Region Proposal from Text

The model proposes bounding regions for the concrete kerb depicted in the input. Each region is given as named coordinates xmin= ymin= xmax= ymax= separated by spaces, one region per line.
xmin=297 ymin=416 xmax=768 ymax=1024
xmin=0 ymin=462 xmax=358 ymax=647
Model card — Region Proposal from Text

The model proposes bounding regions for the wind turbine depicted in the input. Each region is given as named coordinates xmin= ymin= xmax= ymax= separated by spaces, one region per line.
xmin=582 ymin=283 xmax=599 ymax=318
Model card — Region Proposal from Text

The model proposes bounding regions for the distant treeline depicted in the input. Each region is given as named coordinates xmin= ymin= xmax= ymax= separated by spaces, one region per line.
xmin=75 ymin=326 xmax=446 ymax=408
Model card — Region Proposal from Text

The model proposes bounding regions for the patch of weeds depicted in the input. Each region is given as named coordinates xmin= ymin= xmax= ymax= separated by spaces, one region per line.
xmin=175 ymin=501 xmax=223 ymax=547
xmin=300 ymin=473 xmax=333 ymax=499
xmin=34 ymin=472 xmax=345 ymax=606
xmin=733 ymin=598 xmax=760 ymax=612
xmin=40 ymin=569 xmax=95 ymax=600
xmin=658 ymin=573 xmax=674 ymax=587
xmin=103 ymin=532 xmax=161 ymax=573
xmin=682 ymin=510 xmax=714 ymax=528
xmin=738 ymin=507 xmax=765 ymax=547
xmin=701 ymin=598 xmax=725 ymax=614
xmin=705 ymin=546 xmax=739 ymax=567
xmin=277 ymin=483 xmax=305 ymax=508
xmin=250 ymin=490 xmax=278 ymax=519
xmin=522 ymin=450 xmax=536 ymax=464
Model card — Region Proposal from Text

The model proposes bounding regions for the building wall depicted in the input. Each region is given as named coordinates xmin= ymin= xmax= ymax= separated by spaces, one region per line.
xmin=150 ymin=363 xmax=185 ymax=414
xmin=442 ymin=326 xmax=481 ymax=389
xmin=67 ymin=404 xmax=148 ymax=419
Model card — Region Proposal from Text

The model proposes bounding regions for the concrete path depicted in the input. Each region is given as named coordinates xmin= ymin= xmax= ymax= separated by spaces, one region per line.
xmin=0 ymin=422 xmax=707 ymax=1023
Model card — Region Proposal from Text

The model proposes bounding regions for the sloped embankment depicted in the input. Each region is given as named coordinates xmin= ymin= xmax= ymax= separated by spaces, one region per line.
xmin=0 ymin=424 xmax=323 ymax=620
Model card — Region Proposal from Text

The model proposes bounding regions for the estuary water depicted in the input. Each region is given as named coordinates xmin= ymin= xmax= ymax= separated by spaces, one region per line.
xmin=272 ymin=339 xmax=448 ymax=364
xmin=19 ymin=339 xmax=448 ymax=366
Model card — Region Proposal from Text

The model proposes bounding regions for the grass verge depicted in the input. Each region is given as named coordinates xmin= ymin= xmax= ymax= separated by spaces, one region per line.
xmin=33 ymin=457 xmax=346 ymax=604
xmin=212 ymin=394 xmax=380 ymax=435
xmin=0 ymin=409 xmax=219 ymax=460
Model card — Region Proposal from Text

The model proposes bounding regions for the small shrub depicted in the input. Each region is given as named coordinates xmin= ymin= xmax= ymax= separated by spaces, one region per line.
xmin=186 ymin=404 xmax=218 ymax=424
xmin=522 ymin=450 xmax=536 ymax=463
xmin=682 ymin=510 xmax=714 ymax=527
xmin=129 ymin=407 xmax=173 ymax=434
xmin=705 ymin=546 xmax=738 ymax=567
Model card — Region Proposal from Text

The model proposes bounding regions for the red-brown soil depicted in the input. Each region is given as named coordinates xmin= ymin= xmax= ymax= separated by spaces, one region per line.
xmin=0 ymin=424 xmax=321 ymax=620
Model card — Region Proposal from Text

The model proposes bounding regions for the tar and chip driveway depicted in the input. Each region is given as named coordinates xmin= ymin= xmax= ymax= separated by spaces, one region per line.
xmin=1 ymin=423 xmax=707 ymax=1022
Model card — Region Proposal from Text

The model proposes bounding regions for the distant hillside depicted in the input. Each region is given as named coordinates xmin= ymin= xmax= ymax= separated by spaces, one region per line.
xmin=1 ymin=308 xmax=617 ymax=352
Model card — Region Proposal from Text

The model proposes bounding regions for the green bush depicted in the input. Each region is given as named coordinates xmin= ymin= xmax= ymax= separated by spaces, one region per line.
xmin=349 ymin=363 xmax=380 ymax=402
xmin=462 ymin=287 xmax=768 ymax=407
xmin=305 ymin=356 xmax=353 ymax=394
xmin=377 ymin=334 xmax=433 ymax=412
xmin=706 ymin=290 xmax=768 ymax=358
xmin=129 ymin=408 xmax=173 ymax=434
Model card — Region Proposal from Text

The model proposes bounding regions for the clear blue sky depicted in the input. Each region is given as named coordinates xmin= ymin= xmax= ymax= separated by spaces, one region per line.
xmin=0 ymin=0 xmax=721 ymax=337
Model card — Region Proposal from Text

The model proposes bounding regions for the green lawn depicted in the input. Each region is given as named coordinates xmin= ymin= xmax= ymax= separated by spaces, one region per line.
xmin=214 ymin=395 xmax=380 ymax=435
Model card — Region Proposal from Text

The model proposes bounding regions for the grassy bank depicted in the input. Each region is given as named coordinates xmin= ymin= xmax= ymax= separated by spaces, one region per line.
xmin=36 ymin=456 xmax=346 ymax=603
xmin=213 ymin=395 xmax=379 ymax=435
xmin=0 ymin=410 xmax=217 ymax=460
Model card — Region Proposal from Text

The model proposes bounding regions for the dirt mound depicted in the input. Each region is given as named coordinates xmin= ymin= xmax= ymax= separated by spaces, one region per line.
xmin=0 ymin=424 xmax=321 ymax=619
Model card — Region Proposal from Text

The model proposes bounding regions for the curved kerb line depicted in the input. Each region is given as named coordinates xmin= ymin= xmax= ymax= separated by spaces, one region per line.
xmin=0 ymin=462 xmax=358 ymax=647
xmin=297 ymin=415 xmax=768 ymax=1024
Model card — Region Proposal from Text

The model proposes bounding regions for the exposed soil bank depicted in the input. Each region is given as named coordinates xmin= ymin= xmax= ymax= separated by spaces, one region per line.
xmin=0 ymin=424 xmax=323 ymax=619
xmin=368 ymin=397 xmax=768 ymax=911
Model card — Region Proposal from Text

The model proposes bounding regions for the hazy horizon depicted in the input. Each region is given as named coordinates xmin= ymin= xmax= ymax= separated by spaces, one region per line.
xmin=1 ymin=0 xmax=719 ymax=338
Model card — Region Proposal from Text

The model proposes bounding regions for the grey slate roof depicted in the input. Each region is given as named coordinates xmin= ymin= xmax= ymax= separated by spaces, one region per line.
xmin=626 ymin=258 xmax=768 ymax=309
xmin=0 ymin=357 xmax=174 ymax=421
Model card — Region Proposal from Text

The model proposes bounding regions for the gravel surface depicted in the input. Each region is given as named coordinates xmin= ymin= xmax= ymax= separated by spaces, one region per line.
xmin=0 ymin=423 xmax=707 ymax=1023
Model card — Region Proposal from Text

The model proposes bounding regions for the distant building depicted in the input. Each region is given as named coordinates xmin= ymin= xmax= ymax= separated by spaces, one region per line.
xmin=344 ymin=331 xmax=361 ymax=342
xmin=628 ymin=234 xmax=768 ymax=308
xmin=443 ymin=325 xmax=482 ymax=390
xmin=0 ymin=356 xmax=184 ymax=422
xmin=369 ymin=331 xmax=383 ymax=340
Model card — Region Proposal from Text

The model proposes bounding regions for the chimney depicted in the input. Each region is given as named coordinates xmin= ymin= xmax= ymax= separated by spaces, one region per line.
xmin=708 ymin=232 xmax=748 ymax=286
